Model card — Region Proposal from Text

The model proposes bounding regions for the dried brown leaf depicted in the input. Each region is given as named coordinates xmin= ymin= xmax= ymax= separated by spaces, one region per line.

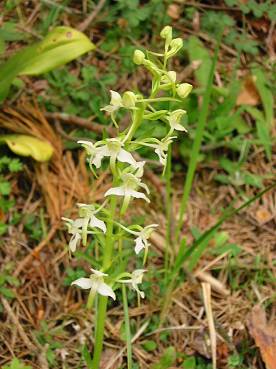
xmin=248 ymin=305 xmax=276 ymax=369
xmin=167 ymin=4 xmax=181 ymax=20
xmin=236 ymin=75 xmax=260 ymax=106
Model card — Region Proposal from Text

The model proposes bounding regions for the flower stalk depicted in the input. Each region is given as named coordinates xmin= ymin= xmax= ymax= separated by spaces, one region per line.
xmin=62 ymin=25 xmax=192 ymax=367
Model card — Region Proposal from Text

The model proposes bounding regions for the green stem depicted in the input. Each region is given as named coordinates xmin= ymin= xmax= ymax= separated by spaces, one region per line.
xmin=91 ymin=195 xmax=117 ymax=369
xmin=103 ymin=195 xmax=117 ymax=268
xmin=90 ymin=296 xmax=108 ymax=369
xmin=142 ymin=97 xmax=180 ymax=103
xmin=122 ymin=284 xmax=132 ymax=369
xmin=164 ymin=145 xmax=172 ymax=283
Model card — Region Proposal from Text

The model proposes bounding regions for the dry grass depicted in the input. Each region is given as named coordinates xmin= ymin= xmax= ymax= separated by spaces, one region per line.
xmin=0 ymin=104 xmax=275 ymax=368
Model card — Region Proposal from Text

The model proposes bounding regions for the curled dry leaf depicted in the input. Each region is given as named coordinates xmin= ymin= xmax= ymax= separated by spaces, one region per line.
xmin=248 ymin=305 xmax=276 ymax=369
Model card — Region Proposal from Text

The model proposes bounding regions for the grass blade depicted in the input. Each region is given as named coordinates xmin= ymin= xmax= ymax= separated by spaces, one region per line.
xmin=176 ymin=33 xmax=222 ymax=241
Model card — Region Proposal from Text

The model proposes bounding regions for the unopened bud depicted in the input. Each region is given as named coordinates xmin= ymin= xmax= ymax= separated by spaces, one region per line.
xmin=167 ymin=38 xmax=183 ymax=57
xmin=133 ymin=50 xmax=145 ymax=65
xmin=144 ymin=59 xmax=162 ymax=77
xmin=160 ymin=26 xmax=172 ymax=43
xmin=176 ymin=83 xmax=193 ymax=99
xmin=160 ymin=71 xmax=177 ymax=90
xmin=167 ymin=71 xmax=177 ymax=83
xmin=122 ymin=91 xmax=137 ymax=108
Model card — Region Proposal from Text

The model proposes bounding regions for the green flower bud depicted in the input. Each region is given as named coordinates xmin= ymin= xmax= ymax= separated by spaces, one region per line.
xmin=133 ymin=50 xmax=145 ymax=65
xmin=161 ymin=71 xmax=177 ymax=84
xmin=176 ymin=83 xmax=193 ymax=99
xmin=144 ymin=59 xmax=162 ymax=77
xmin=166 ymin=38 xmax=183 ymax=58
xmin=160 ymin=26 xmax=172 ymax=43
xmin=122 ymin=91 xmax=137 ymax=108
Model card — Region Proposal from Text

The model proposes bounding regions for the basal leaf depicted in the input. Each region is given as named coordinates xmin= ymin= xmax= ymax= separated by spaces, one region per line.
xmin=0 ymin=26 xmax=95 ymax=102
xmin=0 ymin=135 xmax=54 ymax=162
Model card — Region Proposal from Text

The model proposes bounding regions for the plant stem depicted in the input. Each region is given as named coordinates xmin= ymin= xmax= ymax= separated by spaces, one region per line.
xmin=122 ymin=284 xmax=132 ymax=369
xmin=91 ymin=195 xmax=117 ymax=369
xmin=90 ymin=296 xmax=108 ymax=369
xmin=164 ymin=144 xmax=172 ymax=283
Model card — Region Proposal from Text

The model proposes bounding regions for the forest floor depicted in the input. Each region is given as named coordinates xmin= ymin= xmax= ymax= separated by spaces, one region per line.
xmin=0 ymin=1 xmax=275 ymax=369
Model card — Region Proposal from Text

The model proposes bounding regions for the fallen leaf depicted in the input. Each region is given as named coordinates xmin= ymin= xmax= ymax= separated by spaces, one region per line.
xmin=255 ymin=207 xmax=272 ymax=224
xmin=248 ymin=305 xmax=276 ymax=369
xmin=167 ymin=4 xmax=181 ymax=20
xmin=100 ymin=348 xmax=122 ymax=369
xmin=236 ymin=75 xmax=260 ymax=106
xmin=0 ymin=134 xmax=54 ymax=162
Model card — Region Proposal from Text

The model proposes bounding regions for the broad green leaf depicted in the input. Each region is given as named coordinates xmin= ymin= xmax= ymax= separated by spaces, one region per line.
xmin=0 ymin=135 xmax=54 ymax=162
xmin=0 ymin=26 xmax=95 ymax=102
xmin=186 ymin=36 xmax=212 ymax=87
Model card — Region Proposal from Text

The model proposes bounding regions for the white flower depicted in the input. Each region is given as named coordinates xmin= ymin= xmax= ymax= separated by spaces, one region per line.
xmin=72 ymin=268 xmax=116 ymax=300
xmin=62 ymin=217 xmax=82 ymax=252
xmin=133 ymin=224 xmax=158 ymax=254
xmin=78 ymin=140 xmax=98 ymax=168
xmin=154 ymin=136 xmax=176 ymax=166
xmin=101 ymin=90 xmax=123 ymax=113
xmin=78 ymin=204 xmax=106 ymax=231
xmin=119 ymin=269 xmax=146 ymax=299
xmin=77 ymin=203 xmax=106 ymax=246
xmin=167 ymin=109 xmax=187 ymax=132
xmin=105 ymin=172 xmax=150 ymax=204
xmin=78 ymin=138 xmax=137 ymax=170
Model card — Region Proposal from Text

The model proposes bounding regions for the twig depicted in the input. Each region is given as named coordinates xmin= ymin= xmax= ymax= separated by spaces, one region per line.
xmin=1 ymin=297 xmax=37 ymax=352
xmin=44 ymin=111 xmax=115 ymax=136
xmin=195 ymin=270 xmax=230 ymax=296
xmin=105 ymin=321 xmax=149 ymax=369
xmin=13 ymin=224 xmax=59 ymax=277
xmin=202 ymin=283 xmax=217 ymax=369
xmin=78 ymin=0 xmax=106 ymax=32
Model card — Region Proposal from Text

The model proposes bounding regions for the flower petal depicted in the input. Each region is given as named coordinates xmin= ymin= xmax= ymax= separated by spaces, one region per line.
xmin=127 ymin=189 xmax=150 ymax=203
xmin=90 ymin=215 xmax=106 ymax=233
xmin=92 ymin=146 xmax=108 ymax=168
xmin=71 ymin=278 xmax=93 ymax=289
xmin=174 ymin=123 xmax=187 ymax=132
xmin=110 ymin=90 xmax=122 ymax=107
xmin=117 ymin=149 xmax=136 ymax=166
xmin=97 ymin=281 xmax=116 ymax=300
xmin=73 ymin=218 xmax=85 ymax=229
xmin=105 ymin=186 xmax=125 ymax=197
xmin=134 ymin=236 xmax=145 ymax=254
xmin=69 ymin=233 xmax=81 ymax=252
xmin=101 ymin=105 xmax=118 ymax=113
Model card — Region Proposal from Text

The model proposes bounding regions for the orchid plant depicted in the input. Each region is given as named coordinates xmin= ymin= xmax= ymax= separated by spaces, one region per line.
xmin=62 ymin=26 xmax=192 ymax=369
